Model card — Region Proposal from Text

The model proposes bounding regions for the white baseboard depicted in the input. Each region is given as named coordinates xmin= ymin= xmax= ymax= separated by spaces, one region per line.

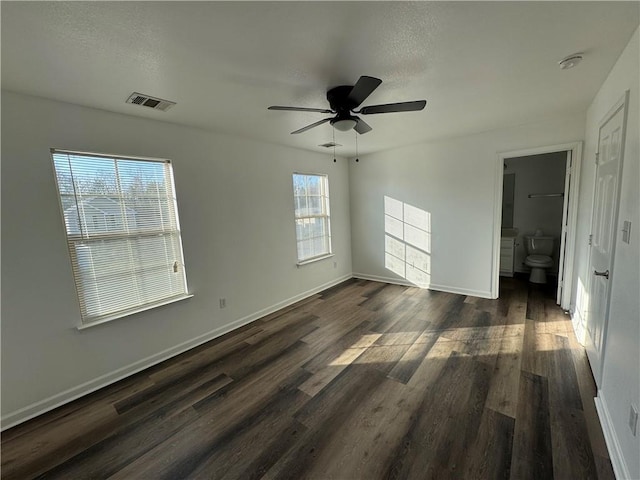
xmin=352 ymin=272 xmax=492 ymax=299
xmin=1 ymin=274 xmax=352 ymax=431
xmin=595 ymin=393 xmax=632 ymax=480
xmin=352 ymin=272 xmax=414 ymax=287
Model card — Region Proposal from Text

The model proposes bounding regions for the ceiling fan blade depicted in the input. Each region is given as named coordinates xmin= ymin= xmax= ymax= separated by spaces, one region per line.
xmin=347 ymin=76 xmax=382 ymax=108
xmin=291 ymin=117 xmax=332 ymax=134
xmin=354 ymin=117 xmax=372 ymax=134
xmin=269 ymin=106 xmax=333 ymax=114
xmin=358 ymin=100 xmax=427 ymax=115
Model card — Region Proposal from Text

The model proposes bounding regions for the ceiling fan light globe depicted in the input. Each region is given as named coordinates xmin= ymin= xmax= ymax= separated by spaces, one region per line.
xmin=332 ymin=119 xmax=357 ymax=131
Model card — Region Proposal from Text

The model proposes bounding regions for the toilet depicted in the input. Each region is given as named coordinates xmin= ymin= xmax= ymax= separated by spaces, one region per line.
xmin=524 ymin=231 xmax=555 ymax=284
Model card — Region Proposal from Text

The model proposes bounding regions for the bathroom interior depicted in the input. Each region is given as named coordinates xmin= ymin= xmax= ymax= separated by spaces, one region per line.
xmin=500 ymin=151 xmax=568 ymax=288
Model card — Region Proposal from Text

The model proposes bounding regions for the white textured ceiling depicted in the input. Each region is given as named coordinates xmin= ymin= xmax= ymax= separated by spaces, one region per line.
xmin=2 ymin=2 xmax=638 ymax=156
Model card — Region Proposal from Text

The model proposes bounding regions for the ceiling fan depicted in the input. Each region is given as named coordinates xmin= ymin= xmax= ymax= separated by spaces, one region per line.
xmin=268 ymin=76 xmax=426 ymax=135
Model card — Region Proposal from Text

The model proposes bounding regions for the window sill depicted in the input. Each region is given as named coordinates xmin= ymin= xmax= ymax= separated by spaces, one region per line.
xmin=296 ymin=253 xmax=334 ymax=267
xmin=76 ymin=294 xmax=194 ymax=330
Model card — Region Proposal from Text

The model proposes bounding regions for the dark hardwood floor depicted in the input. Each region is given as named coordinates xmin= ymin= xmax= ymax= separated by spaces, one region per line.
xmin=1 ymin=277 xmax=614 ymax=479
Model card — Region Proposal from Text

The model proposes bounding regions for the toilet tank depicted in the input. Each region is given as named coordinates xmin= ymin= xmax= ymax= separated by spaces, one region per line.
xmin=524 ymin=235 xmax=554 ymax=255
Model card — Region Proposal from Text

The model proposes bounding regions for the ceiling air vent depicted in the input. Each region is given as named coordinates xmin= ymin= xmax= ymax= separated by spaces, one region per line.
xmin=126 ymin=92 xmax=176 ymax=112
xmin=319 ymin=142 xmax=342 ymax=148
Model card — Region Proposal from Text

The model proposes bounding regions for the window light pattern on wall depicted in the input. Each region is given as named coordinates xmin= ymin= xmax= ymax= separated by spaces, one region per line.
xmin=384 ymin=196 xmax=431 ymax=287
xmin=51 ymin=150 xmax=190 ymax=325
xmin=293 ymin=173 xmax=332 ymax=263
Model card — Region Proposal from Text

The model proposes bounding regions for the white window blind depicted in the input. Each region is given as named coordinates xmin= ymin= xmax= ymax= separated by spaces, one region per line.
xmin=51 ymin=150 xmax=190 ymax=325
xmin=292 ymin=173 xmax=332 ymax=263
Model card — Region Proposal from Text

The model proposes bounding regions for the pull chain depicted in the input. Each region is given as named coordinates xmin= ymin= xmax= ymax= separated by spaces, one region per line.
xmin=355 ymin=132 xmax=359 ymax=162
xmin=333 ymin=128 xmax=337 ymax=163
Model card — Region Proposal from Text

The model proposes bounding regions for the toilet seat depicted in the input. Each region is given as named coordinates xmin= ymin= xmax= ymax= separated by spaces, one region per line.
xmin=525 ymin=254 xmax=553 ymax=267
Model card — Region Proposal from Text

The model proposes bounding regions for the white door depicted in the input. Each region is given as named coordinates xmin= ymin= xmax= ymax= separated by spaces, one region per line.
xmin=556 ymin=151 xmax=572 ymax=304
xmin=586 ymin=93 xmax=628 ymax=386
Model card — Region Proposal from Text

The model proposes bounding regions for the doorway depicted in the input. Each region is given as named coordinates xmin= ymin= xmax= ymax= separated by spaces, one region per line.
xmin=492 ymin=142 xmax=583 ymax=310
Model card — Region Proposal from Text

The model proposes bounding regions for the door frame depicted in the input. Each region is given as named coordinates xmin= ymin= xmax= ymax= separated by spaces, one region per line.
xmin=491 ymin=141 xmax=583 ymax=310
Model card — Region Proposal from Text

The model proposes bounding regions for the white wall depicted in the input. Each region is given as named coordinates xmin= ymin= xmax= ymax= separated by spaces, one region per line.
xmin=571 ymin=27 xmax=640 ymax=479
xmin=349 ymin=114 xmax=586 ymax=297
xmin=0 ymin=91 xmax=352 ymax=427
xmin=505 ymin=152 xmax=567 ymax=274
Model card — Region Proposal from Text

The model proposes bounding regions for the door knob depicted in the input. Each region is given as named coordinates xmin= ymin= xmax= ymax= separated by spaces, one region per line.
xmin=594 ymin=269 xmax=610 ymax=279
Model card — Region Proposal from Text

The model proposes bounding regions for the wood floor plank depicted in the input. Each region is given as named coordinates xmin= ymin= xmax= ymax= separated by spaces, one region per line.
xmin=1 ymin=278 xmax=614 ymax=480
xmin=34 ymin=406 xmax=199 ymax=480
xmin=110 ymin=353 xmax=312 ymax=479
xmin=462 ymin=407 xmax=515 ymax=480
xmin=181 ymin=389 xmax=311 ymax=479
xmin=405 ymin=336 xmax=460 ymax=390
xmin=485 ymin=333 xmax=523 ymax=418
xmin=569 ymin=338 xmax=611 ymax=459
xmin=1 ymin=372 xmax=155 ymax=444
xmin=387 ymin=330 xmax=440 ymax=384
xmin=300 ymin=319 xmax=376 ymax=374
xmin=300 ymin=310 xmax=375 ymax=352
xmin=224 ymin=317 xmax=319 ymax=379
xmin=245 ymin=309 xmax=319 ymax=344
xmin=520 ymin=319 xmax=537 ymax=375
xmin=385 ymin=352 xmax=492 ymax=480
xmin=263 ymin=366 xmax=390 ymax=480
xmin=525 ymin=284 xmax=546 ymax=321
xmin=547 ymin=334 xmax=584 ymax=411
xmin=1 ymin=403 xmax=119 ymax=480
xmin=298 ymin=330 xmax=380 ymax=397
xmin=510 ymin=371 xmax=554 ymax=480
xmin=272 ymin=373 xmax=418 ymax=480
xmin=550 ymin=407 xmax=599 ymax=480
xmin=358 ymin=283 xmax=409 ymax=312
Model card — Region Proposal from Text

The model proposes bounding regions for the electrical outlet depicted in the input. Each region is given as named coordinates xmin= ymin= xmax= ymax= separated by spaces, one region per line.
xmin=629 ymin=404 xmax=638 ymax=436
xmin=333 ymin=261 xmax=337 ymax=269
xmin=219 ymin=298 xmax=226 ymax=309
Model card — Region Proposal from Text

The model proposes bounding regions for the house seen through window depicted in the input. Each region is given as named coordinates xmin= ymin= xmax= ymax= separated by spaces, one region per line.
xmin=293 ymin=173 xmax=332 ymax=263
xmin=51 ymin=150 xmax=190 ymax=325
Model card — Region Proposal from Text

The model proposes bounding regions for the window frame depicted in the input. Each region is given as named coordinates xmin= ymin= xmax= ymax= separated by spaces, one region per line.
xmin=51 ymin=149 xmax=192 ymax=329
xmin=292 ymin=172 xmax=333 ymax=265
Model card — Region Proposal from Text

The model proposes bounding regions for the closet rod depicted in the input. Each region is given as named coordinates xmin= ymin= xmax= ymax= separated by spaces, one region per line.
xmin=528 ymin=193 xmax=564 ymax=198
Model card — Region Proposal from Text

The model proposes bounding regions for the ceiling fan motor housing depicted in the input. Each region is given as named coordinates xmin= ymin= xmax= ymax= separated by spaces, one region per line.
xmin=327 ymin=86 xmax=358 ymax=116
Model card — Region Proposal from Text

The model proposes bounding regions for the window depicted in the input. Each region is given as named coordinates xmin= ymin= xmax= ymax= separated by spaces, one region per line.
xmin=51 ymin=150 xmax=190 ymax=326
xmin=292 ymin=173 xmax=332 ymax=263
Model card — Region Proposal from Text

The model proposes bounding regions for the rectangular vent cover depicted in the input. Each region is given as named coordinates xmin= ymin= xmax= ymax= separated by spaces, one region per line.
xmin=126 ymin=92 xmax=176 ymax=112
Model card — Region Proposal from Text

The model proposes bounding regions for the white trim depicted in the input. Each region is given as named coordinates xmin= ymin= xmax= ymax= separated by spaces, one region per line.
xmin=492 ymin=151 xmax=505 ymax=299
xmin=352 ymin=272 xmax=492 ymax=299
xmin=1 ymin=274 xmax=351 ymax=431
xmin=296 ymin=253 xmax=334 ymax=267
xmin=595 ymin=393 xmax=632 ymax=480
xmin=492 ymin=141 xmax=583 ymax=310
xmin=76 ymin=294 xmax=194 ymax=330
xmin=50 ymin=147 xmax=170 ymax=164
xmin=563 ymin=143 xmax=583 ymax=310
xmin=352 ymin=272 xmax=418 ymax=287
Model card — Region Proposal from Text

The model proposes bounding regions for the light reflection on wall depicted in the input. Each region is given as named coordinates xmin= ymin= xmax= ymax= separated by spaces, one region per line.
xmin=384 ymin=196 xmax=431 ymax=288
xmin=572 ymin=277 xmax=590 ymax=345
